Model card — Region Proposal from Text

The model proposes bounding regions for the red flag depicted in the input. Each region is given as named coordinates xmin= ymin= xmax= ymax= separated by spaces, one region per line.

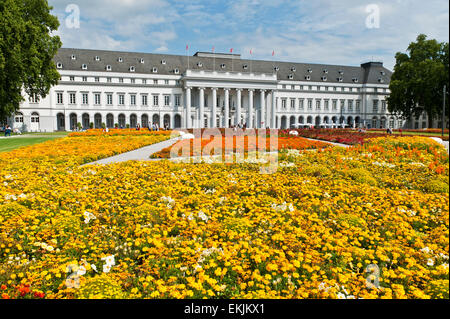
xmin=186 ymin=44 xmax=189 ymax=51
xmin=250 ymin=49 xmax=253 ymax=55
xmin=230 ymin=48 xmax=233 ymax=53
xmin=272 ymin=50 xmax=275 ymax=56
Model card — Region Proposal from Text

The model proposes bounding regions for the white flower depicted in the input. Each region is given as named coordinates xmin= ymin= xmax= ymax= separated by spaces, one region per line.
xmin=77 ymin=266 xmax=86 ymax=276
xmin=420 ymin=247 xmax=431 ymax=254
xmin=198 ymin=211 xmax=210 ymax=222
xmin=337 ymin=292 xmax=347 ymax=299
xmin=427 ymin=258 xmax=435 ymax=266
xmin=83 ymin=211 xmax=96 ymax=224
xmin=102 ymin=255 xmax=115 ymax=266
xmin=91 ymin=264 xmax=97 ymax=272
xmin=103 ymin=264 xmax=111 ymax=273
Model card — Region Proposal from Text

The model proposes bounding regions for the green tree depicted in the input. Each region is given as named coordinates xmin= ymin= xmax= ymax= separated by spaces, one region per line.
xmin=387 ymin=34 xmax=449 ymax=127
xmin=0 ymin=0 xmax=61 ymax=121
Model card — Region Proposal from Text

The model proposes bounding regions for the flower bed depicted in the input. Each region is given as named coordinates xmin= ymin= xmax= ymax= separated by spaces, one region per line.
xmin=68 ymin=129 xmax=174 ymax=137
xmin=0 ymin=136 xmax=448 ymax=299
xmin=151 ymin=136 xmax=330 ymax=159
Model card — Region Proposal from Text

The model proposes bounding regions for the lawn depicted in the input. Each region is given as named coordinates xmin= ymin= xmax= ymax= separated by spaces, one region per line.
xmin=0 ymin=134 xmax=68 ymax=153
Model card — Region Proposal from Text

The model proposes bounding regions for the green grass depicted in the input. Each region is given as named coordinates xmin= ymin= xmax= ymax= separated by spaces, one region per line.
xmin=0 ymin=136 xmax=64 ymax=153
xmin=13 ymin=131 xmax=69 ymax=137
xmin=364 ymin=131 xmax=449 ymax=137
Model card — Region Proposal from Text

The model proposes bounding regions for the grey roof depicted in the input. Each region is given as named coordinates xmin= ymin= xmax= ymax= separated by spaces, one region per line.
xmin=54 ymin=48 xmax=392 ymax=85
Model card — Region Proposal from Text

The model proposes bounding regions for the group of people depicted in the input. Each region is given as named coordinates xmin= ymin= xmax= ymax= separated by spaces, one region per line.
xmin=2 ymin=125 xmax=21 ymax=137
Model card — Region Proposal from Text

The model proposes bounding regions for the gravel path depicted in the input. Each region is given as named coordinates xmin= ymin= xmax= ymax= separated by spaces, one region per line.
xmin=83 ymin=137 xmax=180 ymax=165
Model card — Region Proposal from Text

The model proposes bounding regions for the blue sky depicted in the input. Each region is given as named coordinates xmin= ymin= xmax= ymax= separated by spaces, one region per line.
xmin=49 ymin=0 xmax=449 ymax=70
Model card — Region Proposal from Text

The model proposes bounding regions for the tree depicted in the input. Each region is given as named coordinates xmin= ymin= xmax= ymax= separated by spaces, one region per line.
xmin=387 ymin=34 xmax=449 ymax=127
xmin=0 ymin=0 xmax=61 ymax=121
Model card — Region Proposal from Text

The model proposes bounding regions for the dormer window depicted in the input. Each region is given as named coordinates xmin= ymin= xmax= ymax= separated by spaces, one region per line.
xmin=130 ymin=66 xmax=136 ymax=72
xmin=106 ymin=65 xmax=112 ymax=71
xmin=288 ymin=74 xmax=294 ymax=80
xmin=378 ymin=78 xmax=384 ymax=83
xmin=140 ymin=58 xmax=145 ymax=64
xmin=118 ymin=57 xmax=123 ymax=63
xmin=337 ymin=77 xmax=343 ymax=82
xmin=95 ymin=56 xmax=100 ymax=61
xmin=82 ymin=64 xmax=88 ymax=70
xmin=380 ymin=71 xmax=386 ymax=75
xmin=322 ymin=76 xmax=327 ymax=81
xmin=352 ymin=78 xmax=359 ymax=83
xmin=71 ymin=54 xmax=76 ymax=60
xmin=220 ymin=64 xmax=226 ymax=69
xmin=338 ymin=70 xmax=344 ymax=75
xmin=161 ymin=60 xmax=166 ymax=65
xmin=197 ymin=62 xmax=203 ymax=67
xmin=56 ymin=62 xmax=63 ymax=69
xmin=243 ymin=64 xmax=248 ymax=70
xmin=323 ymin=69 xmax=328 ymax=74
xmin=174 ymin=68 xmax=180 ymax=74
xmin=307 ymin=68 xmax=312 ymax=73
xmin=291 ymin=67 xmax=296 ymax=72
xmin=305 ymin=75 xmax=311 ymax=80
xmin=274 ymin=66 xmax=279 ymax=71
xmin=152 ymin=67 xmax=158 ymax=73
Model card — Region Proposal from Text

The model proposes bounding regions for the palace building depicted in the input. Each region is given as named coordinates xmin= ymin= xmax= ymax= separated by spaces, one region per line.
xmin=12 ymin=47 xmax=410 ymax=132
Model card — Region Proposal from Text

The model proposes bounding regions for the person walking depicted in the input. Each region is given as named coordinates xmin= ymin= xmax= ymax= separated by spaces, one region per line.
xmin=4 ymin=125 xmax=12 ymax=137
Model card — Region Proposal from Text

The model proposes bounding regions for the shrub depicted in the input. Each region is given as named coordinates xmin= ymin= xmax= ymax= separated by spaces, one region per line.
xmin=424 ymin=177 xmax=449 ymax=193
xmin=345 ymin=168 xmax=377 ymax=186
xmin=300 ymin=164 xmax=332 ymax=178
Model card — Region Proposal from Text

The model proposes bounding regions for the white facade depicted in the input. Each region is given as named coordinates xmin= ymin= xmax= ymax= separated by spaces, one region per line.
xmin=12 ymin=49 xmax=402 ymax=132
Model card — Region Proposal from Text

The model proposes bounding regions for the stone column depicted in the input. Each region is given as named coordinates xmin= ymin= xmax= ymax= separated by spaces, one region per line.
xmin=236 ymin=89 xmax=242 ymax=126
xmin=212 ymin=88 xmax=217 ymax=128
xmin=271 ymin=90 xmax=276 ymax=128
xmin=260 ymin=89 xmax=266 ymax=128
xmin=248 ymin=89 xmax=254 ymax=128
xmin=185 ymin=87 xmax=191 ymax=128
xmin=224 ymin=88 xmax=230 ymax=128
xmin=199 ymin=87 xmax=205 ymax=129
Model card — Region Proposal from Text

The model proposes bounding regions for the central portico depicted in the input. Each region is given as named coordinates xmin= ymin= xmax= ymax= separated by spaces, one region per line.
xmin=182 ymin=68 xmax=278 ymax=129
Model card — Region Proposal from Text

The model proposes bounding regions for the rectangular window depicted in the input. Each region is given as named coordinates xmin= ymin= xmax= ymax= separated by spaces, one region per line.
xmin=107 ymin=94 xmax=113 ymax=105
xmin=57 ymin=92 xmax=63 ymax=104
xmin=82 ymin=76 xmax=87 ymax=82
xmin=119 ymin=78 xmax=124 ymax=83
xmin=131 ymin=78 xmax=135 ymax=84
xmin=316 ymin=100 xmax=321 ymax=110
xmin=324 ymin=100 xmax=329 ymax=110
xmin=142 ymin=79 xmax=147 ymax=84
xmin=70 ymin=76 xmax=75 ymax=81
xmin=381 ymin=101 xmax=387 ymax=112
xmin=373 ymin=100 xmax=379 ymax=113
xmin=95 ymin=77 xmax=100 ymax=82
xmin=175 ymin=95 xmax=181 ymax=107
xmin=69 ymin=93 xmax=76 ymax=104
xmin=307 ymin=99 xmax=313 ymax=110
xmin=82 ymin=93 xmax=89 ymax=105
xmin=164 ymin=95 xmax=170 ymax=106
xmin=154 ymin=79 xmax=158 ymax=85
xmin=130 ymin=94 xmax=136 ymax=106
xmin=119 ymin=94 xmax=125 ymax=105
xmin=165 ymin=80 xmax=169 ymax=85
xmin=142 ymin=95 xmax=148 ymax=106
xmin=340 ymin=100 xmax=345 ymax=112
xmin=95 ymin=93 xmax=101 ymax=105
xmin=299 ymin=99 xmax=304 ymax=110
xmin=348 ymin=100 xmax=353 ymax=112
xmin=290 ymin=99 xmax=295 ymax=110
xmin=153 ymin=95 xmax=159 ymax=106
xmin=332 ymin=100 xmax=337 ymax=110
xmin=356 ymin=100 xmax=361 ymax=113
xmin=281 ymin=99 xmax=287 ymax=110
xmin=107 ymin=77 xmax=112 ymax=83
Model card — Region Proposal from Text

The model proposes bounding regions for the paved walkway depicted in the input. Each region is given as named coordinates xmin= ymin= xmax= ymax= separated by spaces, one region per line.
xmin=302 ymin=137 xmax=351 ymax=148
xmin=83 ymin=137 xmax=180 ymax=165
xmin=430 ymin=137 xmax=450 ymax=153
